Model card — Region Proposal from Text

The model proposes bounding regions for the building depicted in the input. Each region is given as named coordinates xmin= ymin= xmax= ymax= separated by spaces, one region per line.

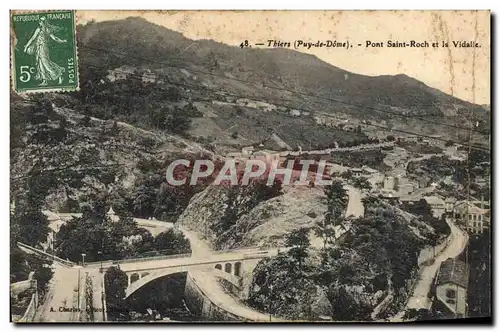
xmin=142 ymin=70 xmax=157 ymax=83
xmin=398 ymin=183 xmax=414 ymax=196
xmin=378 ymin=190 xmax=399 ymax=203
xmin=226 ymin=152 xmax=242 ymax=160
xmin=241 ymin=146 xmax=254 ymax=156
xmin=107 ymin=65 xmax=136 ymax=82
xmin=433 ymin=258 xmax=469 ymax=318
xmin=384 ymin=176 xmax=396 ymax=190
xmin=351 ymin=168 xmax=363 ymax=178
xmin=361 ymin=166 xmax=378 ymax=176
xmin=424 ymin=195 xmax=446 ymax=218
xmin=107 ymin=207 xmax=119 ymax=222
xmin=225 ymin=146 xmax=280 ymax=163
xmin=451 ymin=200 xmax=490 ymax=234
xmin=445 ymin=197 xmax=456 ymax=212
xmin=250 ymin=149 xmax=281 ymax=162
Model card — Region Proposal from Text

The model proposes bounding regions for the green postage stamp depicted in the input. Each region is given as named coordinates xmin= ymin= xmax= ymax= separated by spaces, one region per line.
xmin=11 ymin=10 xmax=78 ymax=93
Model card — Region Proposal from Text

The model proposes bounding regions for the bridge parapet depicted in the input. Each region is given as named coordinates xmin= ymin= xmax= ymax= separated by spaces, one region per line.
xmin=112 ymin=252 xmax=192 ymax=265
xmin=17 ymin=242 xmax=75 ymax=267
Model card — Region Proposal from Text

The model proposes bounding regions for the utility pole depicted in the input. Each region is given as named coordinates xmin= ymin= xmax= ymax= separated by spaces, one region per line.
xmin=77 ymin=268 xmax=81 ymax=310
xmin=52 ymin=230 xmax=56 ymax=262
xmin=269 ymin=285 xmax=273 ymax=322
xmin=98 ymin=251 xmax=103 ymax=272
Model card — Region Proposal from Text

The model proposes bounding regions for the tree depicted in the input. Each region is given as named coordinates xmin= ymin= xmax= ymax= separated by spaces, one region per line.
xmin=33 ymin=265 xmax=54 ymax=296
xmin=11 ymin=202 xmax=50 ymax=246
xmin=327 ymin=285 xmax=369 ymax=321
xmin=352 ymin=177 xmax=372 ymax=191
xmin=104 ymin=266 xmax=129 ymax=320
xmin=154 ymin=229 xmax=191 ymax=255
xmin=340 ymin=170 xmax=353 ymax=180
xmin=132 ymin=184 xmax=157 ymax=218
xmin=285 ymin=228 xmax=310 ymax=269
xmin=386 ymin=135 xmax=395 ymax=141
xmin=164 ymin=108 xmax=192 ymax=135
xmin=315 ymin=181 xmax=348 ymax=250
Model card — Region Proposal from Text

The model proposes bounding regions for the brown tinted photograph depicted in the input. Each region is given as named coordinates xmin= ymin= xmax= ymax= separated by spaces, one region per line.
xmin=10 ymin=10 xmax=491 ymax=323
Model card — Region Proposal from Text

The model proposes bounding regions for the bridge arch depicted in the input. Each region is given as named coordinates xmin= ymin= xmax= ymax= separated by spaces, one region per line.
xmin=215 ymin=263 xmax=222 ymax=270
xmin=125 ymin=270 xmax=189 ymax=299
xmin=141 ymin=272 xmax=150 ymax=278
xmin=130 ymin=273 xmax=140 ymax=284
xmin=234 ymin=262 xmax=241 ymax=277
xmin=224 ymin=263 xmax=232 ymax=274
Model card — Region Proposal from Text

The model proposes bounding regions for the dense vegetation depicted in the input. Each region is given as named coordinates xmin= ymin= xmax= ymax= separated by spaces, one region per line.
xmin=248 ymin=188 xmax=426 ymax=321
xmin=10 ymin=190 xmax=54 ymax=300
xmin=400 ymin=199 xmax=451 ymax=238
xmin=407 ymin=151 xmax=490 ymax=190
xmin=461 ymin=232 xmax=491 ymax=318
xmin=56 ymin=207 xmax=191 ymax=263
xmin=104 ymin=266 xmax=129 ymax=321
xmin=67 ymin=70 xmax=200 ymax=137
xmin=329 ymin=150 xmax=388 ymax=171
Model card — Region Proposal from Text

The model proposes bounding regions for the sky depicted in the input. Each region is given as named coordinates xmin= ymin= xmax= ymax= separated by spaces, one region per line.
xmin=78 ymin=10 xmax=490 ymax=105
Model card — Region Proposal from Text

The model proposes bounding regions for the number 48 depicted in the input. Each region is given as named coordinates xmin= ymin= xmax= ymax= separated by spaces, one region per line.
xmin=19 ymin=66 xmax=35 ymax=82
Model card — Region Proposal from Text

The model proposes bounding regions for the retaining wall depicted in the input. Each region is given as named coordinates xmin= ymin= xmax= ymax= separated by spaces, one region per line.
xmin=17 ymin=284 xmax=38 ymax=323
xmin=417 ymin=233 xmax=452 ymax=266
xmin=184 ymin=272 xmax=244 ymax=321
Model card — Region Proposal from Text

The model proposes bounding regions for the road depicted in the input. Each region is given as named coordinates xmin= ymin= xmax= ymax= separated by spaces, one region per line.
xmin=389 ymin=219 xmax=468 ymax=321
xmin=85 ymin=268 xmax=106 ymax=322
xmin=345 ymin=185 xmax=365 ymax=218
xmin=47 ymin=212 xmax=174 ymax=236
xmin=309 ymin=184 xmax=364 ymax=249
xmin=34 ymin=266 xmax=82 ymax=322
xmin=191 ymin=268 xmax=284 ymax=322
xmin=178 ymin=226 xmax=285 ymax=321
xmin=36 ymin=212 xmax=283 ymax=322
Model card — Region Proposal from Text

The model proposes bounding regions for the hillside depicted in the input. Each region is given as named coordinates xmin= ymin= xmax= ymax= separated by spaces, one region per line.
xmin=74 ymin=16 xmax=490 ymax=148
xmin=10 ymin=98 xmax=210 ymax=217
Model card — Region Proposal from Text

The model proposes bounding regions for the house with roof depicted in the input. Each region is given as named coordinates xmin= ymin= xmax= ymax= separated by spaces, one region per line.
xmin=351 ymin=168 xmax=363 ymax=178
xmin=226 ymin=146 xmax=281 ymax=163
xmin=445 ymin=197 xmax=456 ymax=212
xmin=107 ymin=65 xmax=136 ymax=82
xmin=432 ymin=258 xmax=469 ymax=318
xmin=451 ymin=200 xmax=490 ymax=234
xmin=424 ymin=195 xmax=446 ymax=218
xmin=383 ymin=176 xmax=396 ymax=190
xmin=250 ymin=149 xmax=281 ymax=163
xmin=142 ymin=70 xmax=157 ymax=83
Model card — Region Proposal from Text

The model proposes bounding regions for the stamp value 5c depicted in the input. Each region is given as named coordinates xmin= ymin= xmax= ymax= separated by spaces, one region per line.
xmin=11 ymin=10 xmax=79 ymax=93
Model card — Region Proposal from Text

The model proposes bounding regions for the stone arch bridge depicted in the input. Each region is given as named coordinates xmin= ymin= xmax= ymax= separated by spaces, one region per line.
xmin=86 ymin=247 xmax=281 ymax=299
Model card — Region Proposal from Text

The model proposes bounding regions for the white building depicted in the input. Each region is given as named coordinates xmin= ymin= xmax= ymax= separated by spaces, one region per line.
xmin=384 ymin=176 xmax=396 ymax=190
xmin=434 ymin=258 xmax=469 ymax=318
xmin=451 ymin=200 xmax=490 ymax=234
xmin=351 ymin=168 xmax=363 ymax=178
xmin=424 ymin=195 xmax=446 ymax=218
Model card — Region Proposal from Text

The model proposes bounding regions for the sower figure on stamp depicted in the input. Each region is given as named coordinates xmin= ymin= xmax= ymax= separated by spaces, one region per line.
xmin=23 ymin=16 xmax=67 ymax=86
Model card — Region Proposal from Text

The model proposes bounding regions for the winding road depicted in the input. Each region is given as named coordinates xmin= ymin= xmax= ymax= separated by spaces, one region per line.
xmin=389 ymin=218 xmax=468 ymax=321
xmin=406 ymin=219 xmax=468 ymax=309
xmin=345 ymin=185 xmax=365 ymax=218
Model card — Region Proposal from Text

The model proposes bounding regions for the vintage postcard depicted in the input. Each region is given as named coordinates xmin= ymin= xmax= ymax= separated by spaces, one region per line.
xmin=10 ymin=10 xmax=491 ymax=323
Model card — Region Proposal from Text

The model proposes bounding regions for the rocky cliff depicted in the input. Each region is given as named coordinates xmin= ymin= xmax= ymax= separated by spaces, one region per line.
xmin=177 ymin=183 xmax=327 ymax=250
